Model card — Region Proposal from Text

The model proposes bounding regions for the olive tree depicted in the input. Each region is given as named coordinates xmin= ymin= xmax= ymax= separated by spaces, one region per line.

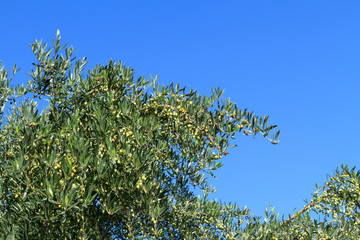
xmin=1 ymin=31 xmax=359 ymax=239
xmin=0 ymin=31 xmax=279 ymax=239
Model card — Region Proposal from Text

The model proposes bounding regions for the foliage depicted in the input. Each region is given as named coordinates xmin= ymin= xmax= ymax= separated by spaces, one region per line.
xmin=0 ymin=31 xmax=359 ymax=239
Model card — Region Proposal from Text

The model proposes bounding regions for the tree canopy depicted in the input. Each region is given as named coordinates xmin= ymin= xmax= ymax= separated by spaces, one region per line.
xmin=0 ymin=31 xmax=359 ymax=239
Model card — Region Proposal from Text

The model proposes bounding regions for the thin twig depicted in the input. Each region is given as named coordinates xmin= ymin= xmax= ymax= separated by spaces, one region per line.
xmin=281 ymin=185 xmax=329 ymax=226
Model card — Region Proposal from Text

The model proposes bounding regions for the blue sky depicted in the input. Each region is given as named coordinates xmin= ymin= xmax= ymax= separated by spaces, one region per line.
xmin=2 ymin=1 xmax=360 ymax=219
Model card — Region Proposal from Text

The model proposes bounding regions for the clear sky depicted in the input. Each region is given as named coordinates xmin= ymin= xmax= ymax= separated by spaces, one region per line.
xmin=2 ymin=1 xmax=360 ymax=219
